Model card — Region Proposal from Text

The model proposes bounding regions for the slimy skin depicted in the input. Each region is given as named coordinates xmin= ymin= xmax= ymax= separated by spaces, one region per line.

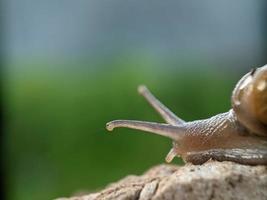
xmin=106 ymin=65 xmax=267 ymax=165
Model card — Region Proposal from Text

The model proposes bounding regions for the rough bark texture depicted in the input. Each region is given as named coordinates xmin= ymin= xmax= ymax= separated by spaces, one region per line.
xmin=56 ymin=161 xmax=267 ymax=200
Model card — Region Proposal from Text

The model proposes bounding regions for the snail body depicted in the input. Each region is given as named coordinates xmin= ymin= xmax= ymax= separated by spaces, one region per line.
xmin=106 ymin=65 xmax=267 ymax=165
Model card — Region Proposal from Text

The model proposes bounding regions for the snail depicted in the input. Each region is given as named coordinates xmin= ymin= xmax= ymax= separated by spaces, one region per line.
xmin=106 ymin=65 xmax=267 ymax=165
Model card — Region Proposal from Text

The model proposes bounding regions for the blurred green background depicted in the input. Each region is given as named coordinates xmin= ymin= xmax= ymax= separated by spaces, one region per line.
xmin=3 ymin=1 xmax=267 ymax=200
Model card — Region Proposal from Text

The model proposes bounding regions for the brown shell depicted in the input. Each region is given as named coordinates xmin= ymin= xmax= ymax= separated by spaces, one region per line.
xmin=232 ymin=65 xmax=267 ymax=136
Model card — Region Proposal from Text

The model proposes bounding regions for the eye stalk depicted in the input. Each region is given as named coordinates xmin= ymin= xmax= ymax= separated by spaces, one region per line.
xmin=232 ymin=65 xmax=267 ymax=136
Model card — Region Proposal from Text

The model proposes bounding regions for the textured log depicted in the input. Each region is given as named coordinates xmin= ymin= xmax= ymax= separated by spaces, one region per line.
xmin=56 ymin=161 xmax=267 ymax=200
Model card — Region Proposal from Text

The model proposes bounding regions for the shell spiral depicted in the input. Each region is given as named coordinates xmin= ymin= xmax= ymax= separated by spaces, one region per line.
xmin=253 ymin=68 xmax=267 ymax=125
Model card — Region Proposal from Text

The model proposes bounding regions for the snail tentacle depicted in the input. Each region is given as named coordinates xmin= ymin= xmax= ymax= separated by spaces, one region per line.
xmin=106 ymin=120 xmax=186 ymax=141
xmin=138 ymin=85 xmax=185 ymax=125
xmin=165 ymin=147 xmax=178 ymax=163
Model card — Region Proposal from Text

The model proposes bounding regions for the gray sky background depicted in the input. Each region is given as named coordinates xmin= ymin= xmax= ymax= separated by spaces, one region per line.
xmin=3 ymin=0 xmax=267 ymax=68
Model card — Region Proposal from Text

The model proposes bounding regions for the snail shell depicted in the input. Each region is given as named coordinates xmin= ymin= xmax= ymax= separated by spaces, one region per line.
xmin=232 ymin=65 xmax=267 ymax=136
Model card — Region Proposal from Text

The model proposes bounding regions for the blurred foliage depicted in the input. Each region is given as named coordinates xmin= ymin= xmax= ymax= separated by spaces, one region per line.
xmin=4 ymin=58 xmax=238 ymax=200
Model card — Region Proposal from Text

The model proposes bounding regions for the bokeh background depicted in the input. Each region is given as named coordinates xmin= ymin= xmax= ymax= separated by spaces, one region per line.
xmin=2 ymin=1 xmax=267 ymax=200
